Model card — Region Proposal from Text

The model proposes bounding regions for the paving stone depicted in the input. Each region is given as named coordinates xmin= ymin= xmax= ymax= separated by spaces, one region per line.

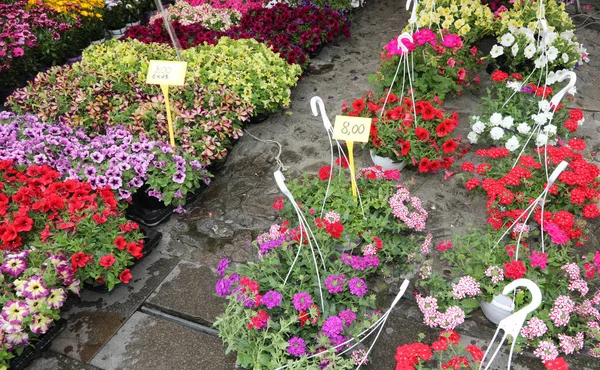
xmin=145 ymin=260 xmax=225 ymax=326
xmin=89 ymin=312 xmax=236 ymax=370
xmin=27 ymin=350 xmax=101 ymax=370
xmin=50 ymin=248 xmax=179 ymax=363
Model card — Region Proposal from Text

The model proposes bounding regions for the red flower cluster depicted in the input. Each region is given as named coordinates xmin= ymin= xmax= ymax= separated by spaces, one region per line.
xmin=504 ymin=259 xmax=526 ymax=279
xmin=247 ymin=310 xmax=269 ymax=330
xmin=395 ymin=343 xmax=432 ymax=369
xmin=298 ymin=303 xmax=320 ymax=327
xmin=544 ymin=357 xmax=569 ymax=370
xmin=315 ymin=216 xmax=344 ymax=239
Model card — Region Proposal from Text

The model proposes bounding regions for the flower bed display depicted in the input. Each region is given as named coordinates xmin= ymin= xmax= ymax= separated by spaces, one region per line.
xmin=214 ymin=162 xmax=428 ymax=368
xmin=343 ymin=91 xmax=469 ymax=173
xmin=494 ymin=0 xmax=574 ymax=36
xmin=467 ymin=71 xmax=582 ymax=149
xmin=185 ymin=0 xmax=263 ymax=14
xmin=148 ymin=1 xmax=241 ymax=30
xmin=0 ymin=248 xmax=77 ymax=368
xmin=0 ymin=112 xmax=210 ymax=207
xmin=0 ymin=160 xmax=145 ymax=290
xmin=124 ymin=3 xmax=351 ymax=67
xmin=371 ymin=28 xmax=481 ymax=101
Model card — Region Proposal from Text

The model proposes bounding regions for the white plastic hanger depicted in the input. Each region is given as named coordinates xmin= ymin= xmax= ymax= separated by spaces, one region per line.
xmin=479 ymin=279 xmax=542 ymax=370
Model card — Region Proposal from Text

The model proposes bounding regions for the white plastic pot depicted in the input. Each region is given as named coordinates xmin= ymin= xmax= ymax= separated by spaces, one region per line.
xmin=370 ymin=150 xmax=406 ymax=171
xmin=480 ymin=294 xmax=514 ymax=325
xmin=107 ymin=27 xmax=127 ymax=37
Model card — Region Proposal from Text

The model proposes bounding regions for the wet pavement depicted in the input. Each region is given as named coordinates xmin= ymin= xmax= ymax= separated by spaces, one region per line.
xmin=26 ymin=0 xmax=600 ymax=369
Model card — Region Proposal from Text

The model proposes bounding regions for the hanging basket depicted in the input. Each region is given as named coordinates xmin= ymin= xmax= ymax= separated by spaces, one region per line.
xmin=370 ymin=150 xmax=406 ymax=171
xmin=480 ymin=294 xmax=514 ymax=325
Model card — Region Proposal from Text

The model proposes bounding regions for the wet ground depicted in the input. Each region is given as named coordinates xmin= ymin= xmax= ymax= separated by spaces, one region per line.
xmin=27 ymin=0 xmax=600 ymax=369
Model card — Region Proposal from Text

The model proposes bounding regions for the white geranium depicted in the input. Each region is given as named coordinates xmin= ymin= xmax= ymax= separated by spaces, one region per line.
xmin=505 ymin=135 xmax=520 ymax=151
xmin=536 ymin=133 xmax=549 ymax=146
xmin=512 ymin=43 xmax=519 ymax=57
xmin=538 ymin=100 xmax=551 ymax=112
xmin=467 ymin=131 xmax=479 ymax=144
xmin=561 ymin=53 xmax=569 ymax=64
xmin=490 ymin=45 xmax=504 ymax=58
xmin=547 ymin=46 xmax=559 ymax=62
xmin=524 ymin=43 xmax=536 ymax=59
xmin=500 ymin=116 xmax=514 ymax=129
xmin=517 ymin=122 xmax=531 ymax=134
xmin=544 ymin=124 xmax=557 ymax=135
xmin=489 ymin=113 xmax=503 ymax=126
xmin=472 ymin=120 xmax=485 ymax=134
xmin=490 ymin=127 xmax=505 ymax=140
xmin=506 ymin=81 xmax=522 ymax=92
xmin=500 ymin=33 xmax=515 ymax=47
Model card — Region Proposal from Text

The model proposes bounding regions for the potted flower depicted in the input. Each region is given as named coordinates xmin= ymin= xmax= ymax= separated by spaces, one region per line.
xmin=0 ymin=161 xmax=145 ymax=290
xmin=104 ymin=0 xmax=139 ymax=36
xmin=148 ymin=1 xmax=241 ymax=31
xmin=371 ymin=28 xmax=482 ymax=102
xmin=467 ymin=70 xmax=583 ymax=149
xmin=0 ymin=248 xmax=78 ymax=369
xmin=343 ymin=91 xmax=469 ymax=173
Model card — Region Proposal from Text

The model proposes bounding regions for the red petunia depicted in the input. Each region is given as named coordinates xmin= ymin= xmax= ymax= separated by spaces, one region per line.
xmin=415 ymin=127 xmax=430 ymax=141
xmin=272 ymin=197 xmax=284 ymax=211
xmin=504 ymin=259 xmax=526 ymax=279
xmin=442 ymin=139 xmax=457 ymax=153
xmin=399 ymin=139 xmax=411 ymax=156
xmin=12 ymin=217 xmax=33 ymax=233
xmin=435 ymin=123 xmax=450 ymax=137
xmin=420 ymin=102 xmax=436 ymax=121
xmin=119 ymin=269 xmax=133 ymax=283
xmin=418 ymin=158 xmax=431 ymax=173
xmin=114 ymin=236 xmax=127 ymax=250
xmin=430 ymin=161 xmax=442 ymax=173
xmin=71 ymin=252 xmax=88 ymax=269
xmin=352 ymin=98 xmax=365 ymax=113
xmin=100 ymin=254 xmax=116 ymax=268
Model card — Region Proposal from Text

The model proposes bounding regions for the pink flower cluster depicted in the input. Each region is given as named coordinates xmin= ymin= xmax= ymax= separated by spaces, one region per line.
xmin=521 ymin=317 xmax=548 ymax=340
xmin=558 ymin=333 xmax=584 ymax=355
xmin=186 ymin=0 xmax=263 ymax=14
xmin=416 ymin=294 xmax=465 ymax=330
xmin=484 ymin=265 xmax=505 ymax=283
xmin=534 ymin=341 xmax=559 ymax=361
xmin=389 ymin=186 xmax=428 ymax=231
xmin=451 ymin=276 xmax=482 ymax=300
xmin=421 ymin=233 xmax=432 ymax=255
xmin=549 ymin=296 xmax=575 ymax=327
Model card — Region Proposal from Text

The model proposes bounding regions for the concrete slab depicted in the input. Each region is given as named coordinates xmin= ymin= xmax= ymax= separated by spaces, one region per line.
xmin=50 ymin=247 xmax=180 ymax=363
xmin=27 ymin=351 xmax=100 ymax=370
xmin=88 ymin=312 xmax=236 ymax=370
xmin=145 ymin=260 xmax=225 ymax=326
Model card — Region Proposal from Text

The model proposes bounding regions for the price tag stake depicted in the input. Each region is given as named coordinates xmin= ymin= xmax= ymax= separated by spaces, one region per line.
xmin=333 ymin=116 xmax=372 ymax=201
xmin=146 ymin=60 xmax=188 ymax=147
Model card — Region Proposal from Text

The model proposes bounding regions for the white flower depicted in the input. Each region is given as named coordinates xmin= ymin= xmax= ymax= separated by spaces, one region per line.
xmin=560 ymin=30 xmax=574 ymax=41
xmin=531 ymin=113 xmax=547 ymax=126
xmin=547 ymin=46 xmax=559 ymax=62
xmin=524 ymin=43 xmax=536 ymax=59
xmin=534 ymin=56 xmax=546 ymax=69
xmin=472 ymin=120 xmax=485 ymax=134
xmin=545 ymin=31 xmax=557 ymax=45
xmin=561 ymin=53 xmax=569 ymax=64
xmin=520 ymin=27 xmax=535 ymax=41
xmin=506 ymin=81 xmax=522 ymax=92
xmin=543 ymin=111 xmax=554 ymax=122
xmin=489 ymin=113 xmax=503 ymax=126
xmin=505 ymin=136 xmax=520 ymax=151
xmin=512 ymin=43 xmax=519 ymax=57
xmin=544 ymin=124 xmax=557 ymax=136
xmin=517 ymin=122 xmax=531 ymax=134
xmin=536 ymin=133 xmax=549 ymax=146
xmin=490 ymin=127 xmax=505 ymax=140
xmin=538 ymin=100 xmax=551 ymax=112
xmin=471 ymin=115 xmax=480 ymax=121
xmin=500 ymin=116 xmax=514 ymax=129
xmin=578 ymin=117 xmax=585 ymax=126
xmin=500 ymin=33 xmax=515 ymax=47
xmin=546 ymin=71 xmax=558 ymax=85
xmin=467 ymin=131 xmax=479 ymax=144
xmin=490 ymin=45 xmax=504 ymax=58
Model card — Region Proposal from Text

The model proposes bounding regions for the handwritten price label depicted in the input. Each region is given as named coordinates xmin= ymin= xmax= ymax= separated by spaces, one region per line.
xmin=146 ymin=60 xmax=187 ymax=86
xmin=333 ymin=116 xmax=372 ymax=143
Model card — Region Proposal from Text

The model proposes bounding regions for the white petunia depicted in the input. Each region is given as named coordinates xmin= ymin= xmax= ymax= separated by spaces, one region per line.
xmin=472 ymin=120 xmax=485 ymax=134
xmin=531 ymin=113 xmax=547 ymax=126
xmin=547 ymin=46 xmax=559 ymax=62
xmin=471 ymin=115 xmax=481 ymax=121
xmin=490 ymin=45 xmax=504 ymax=58
xmin=500 ymin=116 xmax=514 ymax=129
xmin=560 ymin=30 xmax=574 ymax=41
xmin=489 ymin=113 xmax=503 ymax=126
xmin=506 ymin=81 xmax=522 ymax=92
xmin=536 ymin=133 xmax=549 ymax=146
xmin=490 ymin=127 xmax=505 ymax=140
xmin=534 ymin=56 xmax=546 ymax=69
xmin=524 ymin=43 xmax=536 ymax=59
xmin=538 ymin=100 xmax=551 ymax=112
xmin=517 ymin=122 xmax=531 ymax=134
xmin=561 ymin=53 xmax=569 ymax=64
xmin=467 ymin=131 xmax=479 ymax=144
xmin=505 ymin=136 xmax=520 ymax=151
xmin=521 ymin=28 xmax=535 ymax=41
xmin=545 ymin=31 xmax=558 ymax=45
xmin=512 ymin=42 xmax=519 ymax=57
xmin=500 ymin=33 xmax=515 ymax=47
xmin=543 ymin=124 xmax=557 ymax=136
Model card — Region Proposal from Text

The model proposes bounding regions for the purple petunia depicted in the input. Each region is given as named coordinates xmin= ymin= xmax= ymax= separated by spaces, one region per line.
xmin=262 ymin=290 xmax=283 ymax=309
xmin=292 ymin=292 xmax=313 ymax=311
xmin=287 ymin=337 xmax=306 ymax=357
xmin=348 ymin=277 xmax=368 ymax=298
xmin=321 ymin=315 xmax=343 ymax=338
xmin=172 ymin=171 xmax=186 ymax=184
xmin=1 ymin=258 xmax=27 ymax=277
xmin=215 ymin=278 xmax=234 ymax=297
xmin=324 ymin=274 xmax=346 ymax=294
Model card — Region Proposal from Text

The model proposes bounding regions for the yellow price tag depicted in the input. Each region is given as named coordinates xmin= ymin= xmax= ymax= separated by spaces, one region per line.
xmin=333 ymin=116 xmax=372 ymax=143
xmin=146 ymin=60 xmax=188 ymax=86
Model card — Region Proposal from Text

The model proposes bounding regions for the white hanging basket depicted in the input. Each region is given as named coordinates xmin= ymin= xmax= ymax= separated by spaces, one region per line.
xmin=480 ymin=294 xmax=514 ymax=325
xmin=107 ymin=26 xmax=127 ymax=37
xmin=370 ymin=150 xmax=406 ymax=171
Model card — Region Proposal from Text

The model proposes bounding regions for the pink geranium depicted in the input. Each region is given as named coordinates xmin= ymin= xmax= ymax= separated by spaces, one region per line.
xmin=441 ymin=33 xmax=463 ymax=49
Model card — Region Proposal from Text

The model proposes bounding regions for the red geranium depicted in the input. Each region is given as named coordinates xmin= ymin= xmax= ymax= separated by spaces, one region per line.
xmin=504 ymin=260 xmax=526 ymax=279
xmin=318 ymin=166 xmax=332 ymax=181
xmin=544 ymin=357 xmax=569 ymax=370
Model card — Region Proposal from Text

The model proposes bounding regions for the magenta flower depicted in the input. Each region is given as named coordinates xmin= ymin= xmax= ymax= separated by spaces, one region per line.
xmin=339 ymin=309 xmax=356 ymax=327
xmin=262 ymin=290 xmax=282 ymax=309
xmin=348 ymin=277 xmax=367 ymax=298
xmin=217 ymin=258 xmax=230 ymax=276
xmin=324 ymin=274 xmax=346 ymax=294
xmin=292 ymin=292 xmax=313 ymax=311
xmin=321 ymin=315 xmax=343 ymax=338
xmin=287 ymin=336 xmax=306 ymax=357
xmin=545 ymin=223 xmax=569 ymax=245
xmin=529 ymin=251 xmax=548 ymax=270
xmin=441 ymin=33 xmax=463 ymax=49
xmin=215 ymin=278 xmax=233 ymax=297
xmin=1 ymin=258 xmax=27 ymax=277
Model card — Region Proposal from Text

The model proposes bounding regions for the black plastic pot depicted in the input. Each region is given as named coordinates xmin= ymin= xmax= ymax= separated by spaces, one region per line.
xmin=249 ymin=112 xmax=269 ymax=125
xmin=126 ymin=185 xmax=175 ymax=227
xmin=8 ymin=319 xmax=67 ymax=370
xmin=308 ymin=44 xmax=325 ymax=58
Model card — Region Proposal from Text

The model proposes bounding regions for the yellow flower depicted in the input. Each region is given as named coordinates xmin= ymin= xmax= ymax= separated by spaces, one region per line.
xmin=459 ymin=24 xmax=471 ymax=36
xmin=449 ymin=4 xmax=458 ymax=13
xmin=441 ymin=19 xmax=453 ymax=29
xmin=454 ymin=19 xmax=465 ymax=29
